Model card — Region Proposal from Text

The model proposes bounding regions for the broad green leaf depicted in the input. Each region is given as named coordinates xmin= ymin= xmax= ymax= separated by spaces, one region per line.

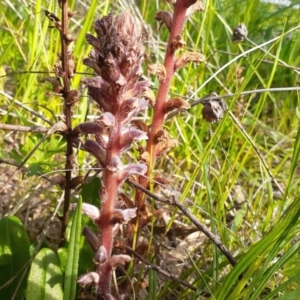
xmin=63 ymin=197 xmax=82 ymax=300
xmin=0 ymin=216 xmax=30 ymax=300
xmin=26 ymin=248 xmax=63 ymax=300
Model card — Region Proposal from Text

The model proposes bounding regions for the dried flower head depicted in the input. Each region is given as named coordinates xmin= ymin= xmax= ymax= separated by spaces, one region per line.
xmin=232 ymin=24 xmax=248 ymax=43
xmin=200 ymin=93 xmax=228 ymax=123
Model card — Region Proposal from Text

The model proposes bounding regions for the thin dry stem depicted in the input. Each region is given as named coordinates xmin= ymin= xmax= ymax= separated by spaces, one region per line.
xmin=0 ymin=124 xmax=49 ymax=133
xmin=129 ymin=179 xmax=237 ymax=266
xmin=125 ymin=245 xmax=197 ymax=291
xmin=59 ymin=0 xmax=74 ymax=245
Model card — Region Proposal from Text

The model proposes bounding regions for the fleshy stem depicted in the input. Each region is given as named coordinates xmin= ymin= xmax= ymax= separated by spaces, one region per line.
xmin=136 ymin=0 xmax=193 ymax=209
xmin=59 ymin=0 xmax=73 ymax=245
xmin=96 ymin=123 xmax=121 ymax=298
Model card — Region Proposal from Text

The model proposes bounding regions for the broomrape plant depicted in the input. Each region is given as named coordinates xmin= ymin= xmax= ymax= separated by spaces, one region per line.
xmin=72 ymin=2 xmax=212 ymax=298
xmin=74 ymin=12 xmax=149 ymax=297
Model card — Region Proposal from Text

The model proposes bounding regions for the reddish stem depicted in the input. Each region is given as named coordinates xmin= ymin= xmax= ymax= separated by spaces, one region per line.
xmin=136 ymin=0 xmax=191 ymax=209
xmin=96 ymin=111 xmax=122 ymax=297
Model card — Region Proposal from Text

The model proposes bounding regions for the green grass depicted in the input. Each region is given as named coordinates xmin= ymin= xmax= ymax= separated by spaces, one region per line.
xmin=1 ymin=0 xmax=300 ymax=299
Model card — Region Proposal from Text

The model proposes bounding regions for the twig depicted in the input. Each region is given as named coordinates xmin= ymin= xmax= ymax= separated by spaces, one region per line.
xmin=125 ymin=245 xmax=197 ymax=291
xmin=0 ymin=70 xmax=92 ymax=79
xmin=128 ymin=179 xmax=237 ymax=267
xmin=0 ymin=123 xmax=49 ymax=133
xmin=246 ymin=37 xmax=300 ymax=75
xmin=214 ymin=50 xmax=300 ymax=73
xmin=59 ymin=0 xmax=74 ymax=245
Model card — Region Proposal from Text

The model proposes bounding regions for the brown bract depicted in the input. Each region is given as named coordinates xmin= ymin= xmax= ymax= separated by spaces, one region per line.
xmin=164 ymin=97 xmax=191 ymax=113
xmin=154 ymin=130 xmax=179 ymax=157
xmin=131 ymin=120 xmax=150 ymax=135
xmin=82 ymin=227 xmax=99 ymax=252
xmin=148 ymin=63 xmax=166 ymax=83
xmin=39 ymin=77 xmax=63 ymax=94
xmin=66 ymin=90 xmax=79 ymax=105
xmin=175 ymin=52 xmax=205 ymax=70
xmin=141 ymin=88 xmax=156 ymax=107
xmin=138 ymin=151 xmax=150 ymax=165
xmin=83 ymin=12 xmax=145 ymax=101
xmin=170 ymin=35 xmax=186 ymax=53
xmin=70 ymin=175 xmax=84 ymax=188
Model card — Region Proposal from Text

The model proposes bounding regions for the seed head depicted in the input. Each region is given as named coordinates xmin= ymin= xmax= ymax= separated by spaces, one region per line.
xmin=232 ymin=24 xmax=248 ymax=43
xmin=200 ymin=93 xmax=228 ymax=123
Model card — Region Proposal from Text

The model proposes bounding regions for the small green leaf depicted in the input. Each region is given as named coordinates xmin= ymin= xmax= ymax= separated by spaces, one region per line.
xmin=63 ymin=197 xmax=82 ymax=300
xmin=27 ymin=163 xmax=45 ymax=176
xmin=26 ymin=248 xmax=63 ymax=300
xmin=0 ymin=216 xmax=30 ymax=300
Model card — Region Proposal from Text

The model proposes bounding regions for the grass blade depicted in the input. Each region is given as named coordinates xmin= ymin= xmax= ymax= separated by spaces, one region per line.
xmin=63 ymin=197 xmax=82 ymax=300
